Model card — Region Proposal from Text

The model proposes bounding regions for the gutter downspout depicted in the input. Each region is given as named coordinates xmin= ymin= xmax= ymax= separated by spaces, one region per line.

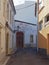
xmin=37 ymin=0 xmax=39 ymax=52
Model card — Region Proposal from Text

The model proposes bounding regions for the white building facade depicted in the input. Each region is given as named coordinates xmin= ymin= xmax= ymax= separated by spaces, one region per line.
xmin=14 ymin=1 xmax=37 ymax=48
xmin=6 ymin=0 xmax=16 ymax=54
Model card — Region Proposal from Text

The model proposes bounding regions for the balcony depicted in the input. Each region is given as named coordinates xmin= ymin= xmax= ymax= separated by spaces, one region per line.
xmin=44 ymin=21 xmax=49 ymax=27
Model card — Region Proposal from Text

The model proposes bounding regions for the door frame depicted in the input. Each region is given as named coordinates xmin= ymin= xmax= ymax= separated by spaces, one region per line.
xmin=0 ymin=31 xmax=1 ymax=53
xmin=16 ymin=32 xmax=24 ymax=48
xmin=6 ymin=33 xmax=9 ymax=55
xmin=47 ymin=34 xmax=49 ymax=55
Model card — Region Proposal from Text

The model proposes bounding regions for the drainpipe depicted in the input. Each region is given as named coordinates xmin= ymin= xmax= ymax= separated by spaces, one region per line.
xmin=37 ymin=0 xmax=39 ymax=52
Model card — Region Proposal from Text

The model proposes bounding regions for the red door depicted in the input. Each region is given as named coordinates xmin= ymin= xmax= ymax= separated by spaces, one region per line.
xmin=16 ymin=32 xmax=24 ymax=48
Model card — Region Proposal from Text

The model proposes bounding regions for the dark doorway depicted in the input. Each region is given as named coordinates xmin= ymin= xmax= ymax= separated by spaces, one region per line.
xmin=47 ymin=34 xmax=49 ymax=55
xmin=16 ymin=32 xmax=24 ymax=49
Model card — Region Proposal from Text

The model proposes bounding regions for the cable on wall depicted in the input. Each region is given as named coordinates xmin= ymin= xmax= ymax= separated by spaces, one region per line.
xmin=16 ymin=3 xmax=35 ymax=10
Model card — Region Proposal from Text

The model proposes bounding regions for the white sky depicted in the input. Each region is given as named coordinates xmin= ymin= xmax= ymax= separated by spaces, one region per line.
xmin=13 ymin=0 xmax=36 ymax=6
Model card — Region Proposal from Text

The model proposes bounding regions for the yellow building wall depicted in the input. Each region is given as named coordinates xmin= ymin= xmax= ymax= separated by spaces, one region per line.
xmin=0 ymin=0 xmax=6 ymax=26
xmin=47 ymin=34 xmax=49 ymax=55
xmin=0 ymin=0 xmax=6 ymax=60
xmin=38 ymin=0 xmax=49 ymax=55
xmin=39 ymin=0 xmax=49 ymax=22
xmin=1 ymin=28 xmax=6 ymax=56
xmin=38 ymin=26 xmax=49 ymax=55
xmin=0 ymin=0 xmax=15 ymax=58
xmin=38 ymin=29 xmax=47 ymax=49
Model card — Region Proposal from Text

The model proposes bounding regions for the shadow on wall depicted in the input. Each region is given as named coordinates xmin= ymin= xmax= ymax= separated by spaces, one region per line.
xmin=38 ymin=32 xmax=47 ymax=55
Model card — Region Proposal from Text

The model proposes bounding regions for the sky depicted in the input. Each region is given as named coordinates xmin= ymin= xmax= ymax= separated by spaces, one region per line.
xmin=13 ymin=0 xmax=36 ymax=6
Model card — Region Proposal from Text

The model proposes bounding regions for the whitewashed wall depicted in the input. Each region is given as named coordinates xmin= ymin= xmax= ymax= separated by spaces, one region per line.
xmin=8 ymin=1 xmax=16 ymax=53
xmin=14 ymin=1 xmax=37 ymax=47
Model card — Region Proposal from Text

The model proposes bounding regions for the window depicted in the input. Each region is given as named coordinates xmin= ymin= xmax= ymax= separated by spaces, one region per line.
xmin=0 ymin=0 xmax=1 ymax=10
xmin=30 ymin=35 xmax=33 ymax=43
xmin=45 ymin=15 xmax=49 ymax=22
xmin=10 ymin=10 xmax=12 ymax=24
xmin=47 ymin=16 xmax=49 ymax=22
xmin=3 ymin=1 xmax=5 ymax=17
xmin=35 ymin=3 xmax=37 ymax=17
xmin=39 ymin=20 xmax=43 ymax=30
xmin=7 ymin=3 xmax=9 ymax=20
xmin=44 ymin=15 xmax=49 ymax=27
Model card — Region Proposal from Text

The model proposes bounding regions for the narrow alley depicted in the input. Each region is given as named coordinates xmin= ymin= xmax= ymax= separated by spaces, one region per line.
xmin=6 ymin=48 xmax=49 ymax=65
xmin=0 ymin=0 xmax=49 ymax=65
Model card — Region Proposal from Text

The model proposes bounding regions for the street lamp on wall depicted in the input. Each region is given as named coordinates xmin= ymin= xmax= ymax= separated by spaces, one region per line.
xmin=17 ymin=26 xmax=20 ymax=31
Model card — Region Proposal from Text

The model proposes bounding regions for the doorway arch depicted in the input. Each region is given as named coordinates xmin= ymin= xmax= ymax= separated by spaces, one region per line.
xmin=16 ymin=31 xmax=24 ymax=49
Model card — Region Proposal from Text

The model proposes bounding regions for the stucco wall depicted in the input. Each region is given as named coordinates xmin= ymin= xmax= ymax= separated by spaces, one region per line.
xmin=38 ymin=0 xmax=49 ymax=55
xmin=39 ymin=0 xmax=49 ymax=22
xmin=38 ymin=27 xmax=49 ymax=54
xmin=14 ymin=1 xmax=37 ymax=47
xmin=0 ymin=0 xmax=7 ymax=59
xmin=0 ymin=0 xmax=16 ymax=57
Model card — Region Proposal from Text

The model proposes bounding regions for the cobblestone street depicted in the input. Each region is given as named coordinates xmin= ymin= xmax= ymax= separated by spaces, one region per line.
xmin=6 ymin=48 xmax=49 ymax=65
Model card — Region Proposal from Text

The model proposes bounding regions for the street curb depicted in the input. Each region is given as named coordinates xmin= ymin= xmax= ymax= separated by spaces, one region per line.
xmin=2 ymin=57 xmax=10 ymax=65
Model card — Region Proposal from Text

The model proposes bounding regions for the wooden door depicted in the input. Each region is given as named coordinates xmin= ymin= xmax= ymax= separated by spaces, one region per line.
xmin=16 ymin=32 xmax=24 ymax=48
